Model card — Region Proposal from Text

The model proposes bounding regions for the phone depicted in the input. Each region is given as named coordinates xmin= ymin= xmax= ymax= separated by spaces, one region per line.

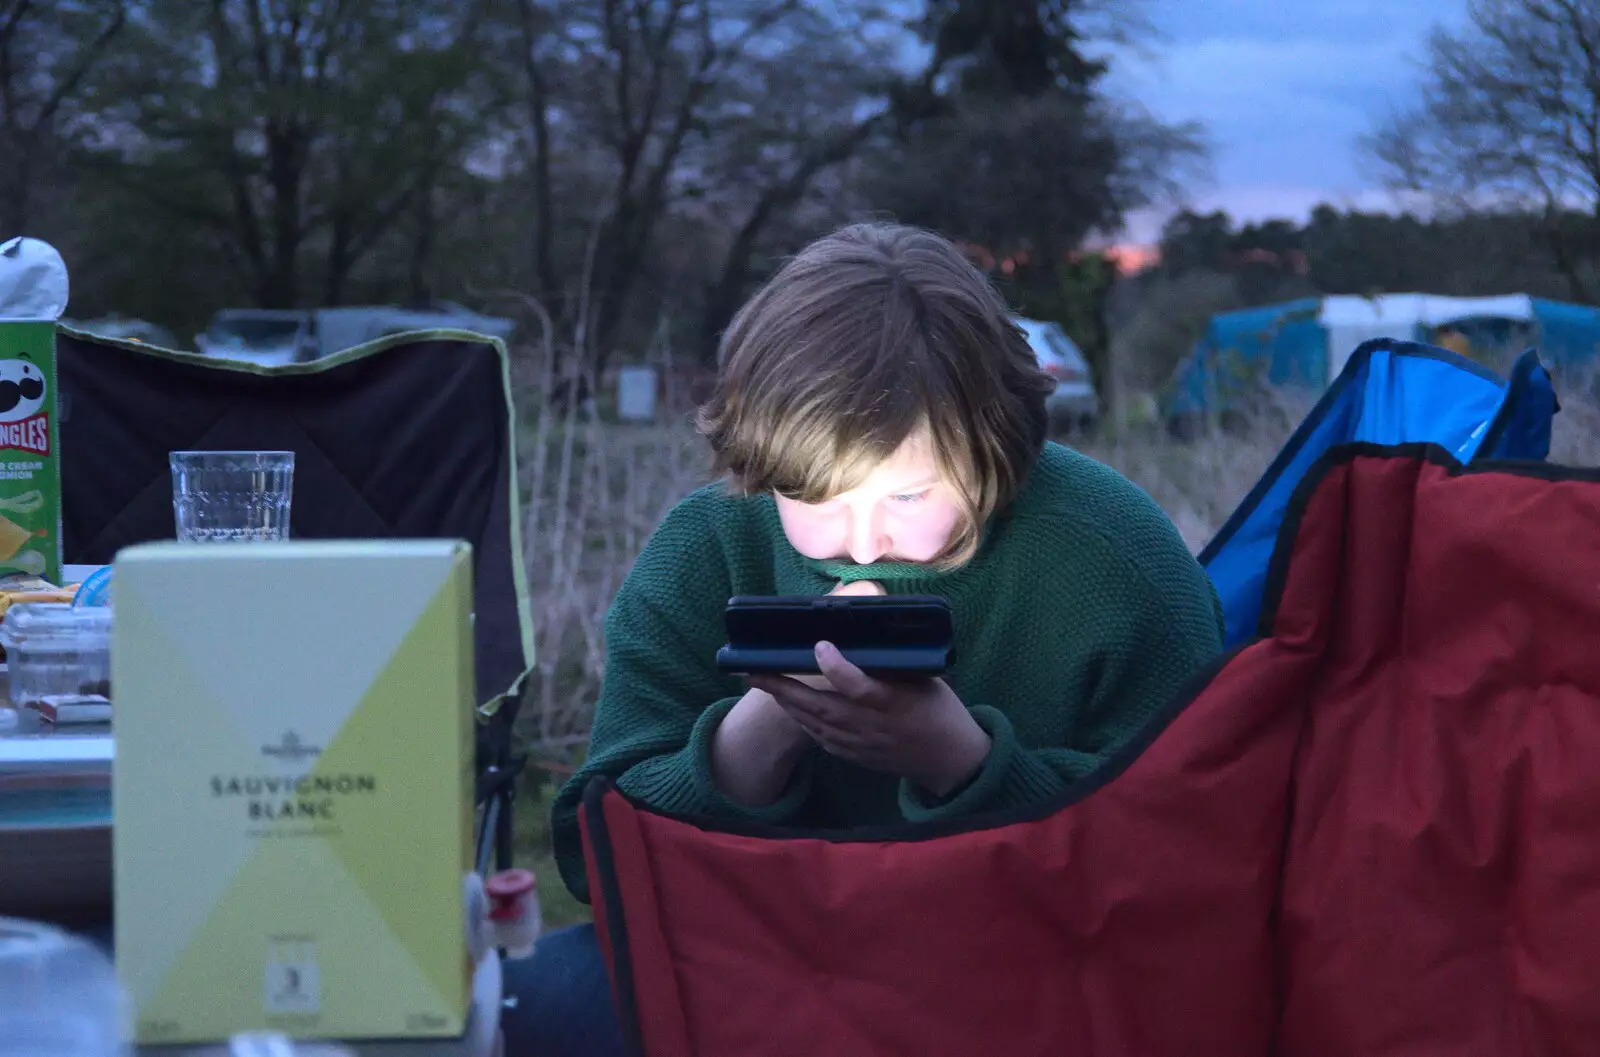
xmin=715 ymin=594 xmax=955 ymax=677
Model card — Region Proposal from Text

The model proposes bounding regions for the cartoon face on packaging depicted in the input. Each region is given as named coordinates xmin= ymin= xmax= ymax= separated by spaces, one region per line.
xmin=0 ymin=355 xmax=46 ymax=423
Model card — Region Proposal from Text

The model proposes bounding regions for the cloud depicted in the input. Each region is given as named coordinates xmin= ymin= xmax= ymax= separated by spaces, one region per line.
xmin=1109 ymin=36 xmax=1423 ymax=186
xmin=1100 ymin=0 xmax=1473 ymax=237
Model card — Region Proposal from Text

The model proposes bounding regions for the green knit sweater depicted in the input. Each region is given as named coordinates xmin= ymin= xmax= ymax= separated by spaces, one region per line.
xmin=550 ymin=442 xmax=1224 ymax=901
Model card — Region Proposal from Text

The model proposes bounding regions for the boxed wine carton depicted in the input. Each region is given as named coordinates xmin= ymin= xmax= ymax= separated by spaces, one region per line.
xmin=112 ymin=539 xmax=478 ymax=1045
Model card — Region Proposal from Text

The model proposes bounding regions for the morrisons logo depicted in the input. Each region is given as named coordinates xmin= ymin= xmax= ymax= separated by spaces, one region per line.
xmin=261 ymin=730 xmax=322 ymax=763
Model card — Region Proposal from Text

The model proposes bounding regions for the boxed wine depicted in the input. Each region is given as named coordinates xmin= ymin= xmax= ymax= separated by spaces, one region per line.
xmin=112 ymin=539 xmax=478 ymax=1045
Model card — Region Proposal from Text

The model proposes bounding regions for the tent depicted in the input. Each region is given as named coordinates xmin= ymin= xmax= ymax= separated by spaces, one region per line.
xmin=1165 ymin=293 xmax=1600 ymax=424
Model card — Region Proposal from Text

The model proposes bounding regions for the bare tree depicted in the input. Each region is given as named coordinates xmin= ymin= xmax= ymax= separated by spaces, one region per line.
xmin=81 ymin=0 xmax=496 ymax=308
xmin=1366 ymin=0 xmax=1600 ymax=301
xmin=0 ymin=0 xmax=127 ymax=234
xmin=692 ymin=2 xmax=945 ymax=357
xmin=512 ymin=0 xmax=563 ymax=305
xmin=491 ymin=0 xmax=1183 ymax=370
xmin=499 ymin=0 xmax=934 ymax=369
xmin=563 ymin=0 xmax=804 ymax=362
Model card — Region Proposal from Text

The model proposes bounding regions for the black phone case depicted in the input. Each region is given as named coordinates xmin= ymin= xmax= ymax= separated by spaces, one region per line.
xmin=716 ymin=594 xmax=955 ymax=676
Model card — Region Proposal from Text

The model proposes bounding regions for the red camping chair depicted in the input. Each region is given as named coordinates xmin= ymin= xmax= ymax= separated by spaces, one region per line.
xmin=580 ymin=445 xmax=1600 ymax=1057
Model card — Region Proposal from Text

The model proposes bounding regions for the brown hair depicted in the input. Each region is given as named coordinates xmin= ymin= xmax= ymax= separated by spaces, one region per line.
xmin=696 ymin=221 xmax=1055 ymax=567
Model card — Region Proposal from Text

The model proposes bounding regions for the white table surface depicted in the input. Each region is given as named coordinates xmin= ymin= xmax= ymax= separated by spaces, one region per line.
xmin=0 ymin=726 xmax=113 ymax=769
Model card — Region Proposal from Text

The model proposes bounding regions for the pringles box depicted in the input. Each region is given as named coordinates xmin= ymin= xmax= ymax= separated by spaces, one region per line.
xmin=0 ymin=237 xmax=70 ymax=584
xmin=112 ymin=540 xmax=478 ymax=1044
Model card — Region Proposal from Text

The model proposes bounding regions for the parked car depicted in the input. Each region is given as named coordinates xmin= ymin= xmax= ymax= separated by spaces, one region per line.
xmin=193 ymin=308 xmax=313 ymax=366
xmin=1013 ymin=315 xmax=1098 ymax=432
xmin=194 ymin=303 xmax=517 ymax=367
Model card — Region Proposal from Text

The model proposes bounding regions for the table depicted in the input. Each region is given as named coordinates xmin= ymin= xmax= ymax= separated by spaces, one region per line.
xmin=0 ymin=727 xmax=112 ymax=920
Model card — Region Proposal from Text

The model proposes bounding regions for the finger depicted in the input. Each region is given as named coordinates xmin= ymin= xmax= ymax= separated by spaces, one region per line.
xmin=762 ymin=685 xmax=883 ymax=755
xmin=751 ymin=675 xmax=848 ymax=725
xmin=789 ymin=672 xmax=836 ymax=692
xmin=829 ymin=579 xmax=886 ymax=597
xmin=766 ymin=695 xmax=856 ymax=752
xmin=816 ymin=738 xmax=868 ymax=763
xmin=786 ymin=712 xmax=829 ymax=745
xmin=814 ymin=641 xmax=887 ymax=705
xmin=745 ymin=674 xmax=818 ymax=697
xmin=801 ymin=725 xmax=881 ymax=767
xmin=782 ymin=711 xmax=867 ymax=758
xmin=748 ymin=673 xmax=832 ymax=702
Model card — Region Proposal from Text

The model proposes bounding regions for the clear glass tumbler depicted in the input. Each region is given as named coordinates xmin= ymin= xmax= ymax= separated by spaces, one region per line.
xmin=169 ymin=450 xmax=295 ymax=542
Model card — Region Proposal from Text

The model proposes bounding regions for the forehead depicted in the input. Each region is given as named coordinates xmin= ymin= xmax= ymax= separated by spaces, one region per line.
xmin=842 ymin=433 xmax=940 ymax=493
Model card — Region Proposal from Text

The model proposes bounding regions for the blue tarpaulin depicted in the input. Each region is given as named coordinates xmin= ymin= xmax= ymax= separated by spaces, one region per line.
xmin=1199 ymin=338 xmax=1559 ymax=650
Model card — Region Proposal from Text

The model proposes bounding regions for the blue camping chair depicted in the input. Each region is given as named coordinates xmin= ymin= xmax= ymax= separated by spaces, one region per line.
xmin=1200 ymin=338 xmax=1559 ymax=651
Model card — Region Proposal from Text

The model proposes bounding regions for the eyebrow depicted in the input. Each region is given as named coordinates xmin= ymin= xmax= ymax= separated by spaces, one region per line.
xmin=884 ymin=477 xmax=939 ymax=493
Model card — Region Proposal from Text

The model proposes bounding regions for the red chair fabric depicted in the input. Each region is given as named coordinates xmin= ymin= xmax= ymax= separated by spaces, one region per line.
xmin=580 ymin=445 xmax=1600 ymax=1057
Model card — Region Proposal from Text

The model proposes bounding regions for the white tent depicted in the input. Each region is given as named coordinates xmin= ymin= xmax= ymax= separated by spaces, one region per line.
xmin=1319 ymin=294 xmax=1535 ymax=378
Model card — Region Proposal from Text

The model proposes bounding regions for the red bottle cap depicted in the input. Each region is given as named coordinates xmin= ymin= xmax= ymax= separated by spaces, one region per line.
xmin=486 ymin=868 xmax=536 ymax=921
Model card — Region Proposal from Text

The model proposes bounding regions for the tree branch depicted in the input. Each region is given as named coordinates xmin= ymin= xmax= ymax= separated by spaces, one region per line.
xmin=33 ymin=1 xmax=127 ymax=135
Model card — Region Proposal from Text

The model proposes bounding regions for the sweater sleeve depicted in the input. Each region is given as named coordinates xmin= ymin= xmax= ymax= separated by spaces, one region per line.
xmin=549 ymin=494 xmax=814 ymax=903
xmin=898 ymin=522 xmax=1225 ymax=823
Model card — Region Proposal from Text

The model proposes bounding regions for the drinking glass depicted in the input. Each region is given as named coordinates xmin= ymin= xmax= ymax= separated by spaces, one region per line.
xmin=169 ymin=450 xmax=295 ymax=542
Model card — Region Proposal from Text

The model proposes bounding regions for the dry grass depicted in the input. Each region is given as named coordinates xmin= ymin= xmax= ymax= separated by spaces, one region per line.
xmin=512 ymin=381 xmax=1317 ymax=763
xmin=1549 ymin=382 xmax=1600 ymax=465
xmin=515 ymin=395 xmax=709 ymax=758
xmin=509 ymin=349 xmax=1600 ymax=927
xmin=1085 ymin=388 xmax=1319 ymax=552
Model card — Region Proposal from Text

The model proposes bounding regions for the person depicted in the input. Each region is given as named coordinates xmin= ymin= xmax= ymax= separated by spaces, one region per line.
xmin=500 ymin=221 xmax=1225 ymax=1056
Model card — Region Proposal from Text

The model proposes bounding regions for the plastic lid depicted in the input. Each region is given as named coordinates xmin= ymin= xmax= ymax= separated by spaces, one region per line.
xmin=0 ymin=602 xmax=112 ymax=649
xmin=486 ymin=868 xmax=537 ymax=921
xmin=73 ymin=566 xmax=112 ymax=608
xmin=486 ymin=868 xmax=536 ymax=900
xmin=0 ymin=916 xmax=125 ymax=1057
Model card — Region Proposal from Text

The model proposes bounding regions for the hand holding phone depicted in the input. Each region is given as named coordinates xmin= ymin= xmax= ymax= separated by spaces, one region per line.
xmin=787 ymin=581 xmax=882 ymax=688
xmin=743 ymin=636 xmax=991 ymax=796
xmin=715 ymin=592 xmax=955 ymax=678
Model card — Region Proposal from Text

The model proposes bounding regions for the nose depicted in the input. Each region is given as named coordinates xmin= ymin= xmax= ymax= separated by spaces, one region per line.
xmin=846 ymin=503 xmax=888 ymax=564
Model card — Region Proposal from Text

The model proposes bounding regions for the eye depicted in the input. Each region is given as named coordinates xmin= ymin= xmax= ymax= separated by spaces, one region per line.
xmin=889 ymin=491 xmax=928 ymax=504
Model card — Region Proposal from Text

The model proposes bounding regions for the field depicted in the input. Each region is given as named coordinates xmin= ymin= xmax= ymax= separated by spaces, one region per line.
xmin=509 ymin=361 xmax=1600 ymax=928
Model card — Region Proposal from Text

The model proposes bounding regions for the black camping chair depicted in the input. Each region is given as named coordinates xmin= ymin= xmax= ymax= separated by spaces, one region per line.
xmin=56 ymin=326 xmax=534 ymax=874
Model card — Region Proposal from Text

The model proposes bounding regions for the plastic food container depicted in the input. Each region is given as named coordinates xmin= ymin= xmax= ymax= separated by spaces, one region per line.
xmin=0 ymin=602 xmax=111 ymax=733
xmin=0 ymin=916 xmax=127 ymax=1057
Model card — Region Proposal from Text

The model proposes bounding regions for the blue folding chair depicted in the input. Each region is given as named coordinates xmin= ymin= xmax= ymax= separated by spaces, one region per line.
xmin=1200 ymin=338 xmax=1559 ymax=650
